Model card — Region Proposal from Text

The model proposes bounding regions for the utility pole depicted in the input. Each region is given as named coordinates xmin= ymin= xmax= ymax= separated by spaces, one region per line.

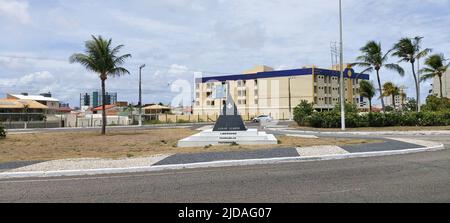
xmin=139 ymin=64 xmax=146 ymax=126
xmin=339 ymin=0 xmax=346 ymax=131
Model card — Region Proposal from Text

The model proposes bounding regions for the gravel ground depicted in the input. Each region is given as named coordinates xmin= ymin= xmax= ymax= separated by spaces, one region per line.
xmin=7 ymin=154 xmax=171 ymax=172
xmin=296 ymin=146 xmax=349 ymax=157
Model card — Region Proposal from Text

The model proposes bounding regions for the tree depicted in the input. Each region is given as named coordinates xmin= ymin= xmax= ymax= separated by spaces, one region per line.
xmin=70 ymin=35 xmax=131 ymax=135
xmin=293 ymin=100 xmax=314 ymax=126
xmin=420 ymin=54 xmax=450 ymax=98
xmin=359 ymin=80 xmax=376 ymax=112
xmin=382 ymin=82 xmax=400 ymax=110
xmin=392 ymin=36 xmax=432 ymax=111
xmin=352 ymin=41 xmax=405 ymax=112
xmin=405 ymin=98 xmax=417 ymax=111
xmin=422 ymin=95 xmax=450 ymax=112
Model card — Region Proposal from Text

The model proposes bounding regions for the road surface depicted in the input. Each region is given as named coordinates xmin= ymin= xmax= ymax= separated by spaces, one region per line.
xmin=0 ymin=135 xmax=448 ymax=203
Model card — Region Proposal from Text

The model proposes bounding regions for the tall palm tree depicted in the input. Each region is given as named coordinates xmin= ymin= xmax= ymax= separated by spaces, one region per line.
xmin=70 ymin=35 xmax=131 ymax=135
xmin=382 ymin=82 xmax=400 ymax=110
xmin=359 ymin=80 xmax=376 ymax=112
xmin=352 ymin=41 xmax=405 ymax=112
xmin=392 ymin=36 xmax=432 ymax=111
xmin=420 ymin=54 xmax=450 ymax=98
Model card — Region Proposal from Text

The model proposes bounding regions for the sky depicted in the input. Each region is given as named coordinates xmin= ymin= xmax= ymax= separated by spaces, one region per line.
xmin=0 ymin=0 xmax=449 ymax=107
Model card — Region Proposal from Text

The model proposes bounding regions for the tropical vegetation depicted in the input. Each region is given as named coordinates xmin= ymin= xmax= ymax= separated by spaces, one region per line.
xmin=420 ymin=53 xmax=450 ymax=98
xmin=70 ymin=35 xmax=131 ymax=135
xmin=392 ymin=36 xmax=432 ymax=111
xmin=352 ymin=41 xmax=404 ymax=112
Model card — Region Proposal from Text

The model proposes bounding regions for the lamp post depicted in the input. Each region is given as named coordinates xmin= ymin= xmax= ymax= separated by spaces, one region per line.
xmin=339 ymin=0 xmax=346 ymax=131
xmin=139 ymin=64 xmax=146 ymax=126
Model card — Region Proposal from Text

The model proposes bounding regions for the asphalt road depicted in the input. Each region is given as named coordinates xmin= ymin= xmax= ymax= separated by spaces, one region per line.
xmin=0 ymin=135 xmax=448 ymax=203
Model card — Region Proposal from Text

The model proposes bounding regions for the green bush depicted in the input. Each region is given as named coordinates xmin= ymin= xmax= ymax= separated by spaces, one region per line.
xmin=0 ymin=125 xmax=6 ymax=139
xmin=293 ymin=100 xmax=314 ymax=126
xmin=422 ymin=95 xmax=450 ymax=112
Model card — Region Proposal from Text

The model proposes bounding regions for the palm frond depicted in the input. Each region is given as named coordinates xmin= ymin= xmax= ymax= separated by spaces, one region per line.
xmin=384 ymin=63 xmax=405 ymax=76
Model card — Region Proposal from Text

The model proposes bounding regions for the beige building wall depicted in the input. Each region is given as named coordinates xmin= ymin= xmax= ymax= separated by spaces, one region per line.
xmin=433 ymin=70 xmax=450 ymax=98
xmin=193 ymin=66 xmax=369 ymax=120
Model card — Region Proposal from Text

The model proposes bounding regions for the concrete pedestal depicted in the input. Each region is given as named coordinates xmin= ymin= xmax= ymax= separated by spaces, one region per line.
xmin=178 ymin=129 xmax=278 ymax=148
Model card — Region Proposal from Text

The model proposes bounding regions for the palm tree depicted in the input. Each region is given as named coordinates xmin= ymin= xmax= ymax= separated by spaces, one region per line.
xmin=70 ymin=35 xmax=131 ymax=135
xmin=382 ymin=82 xmax=400 ymax=110
xmin=392 ymin=37 xmax=432 ymax=111
xmin=420 ymin=54 xmax=450 ymax=98
xmin=352 ymin=41 xmax=405 ymax=112
xmin=359 ymin=80 xmax=376 ymax=112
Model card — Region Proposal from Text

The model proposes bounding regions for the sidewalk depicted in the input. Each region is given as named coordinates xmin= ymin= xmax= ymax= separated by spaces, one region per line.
xmin=0 ymin=137 xmax=444 ymax=179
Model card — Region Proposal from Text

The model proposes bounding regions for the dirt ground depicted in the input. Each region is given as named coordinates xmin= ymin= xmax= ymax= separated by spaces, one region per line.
xmin=0 ymin=128 xmax=380 ymax=162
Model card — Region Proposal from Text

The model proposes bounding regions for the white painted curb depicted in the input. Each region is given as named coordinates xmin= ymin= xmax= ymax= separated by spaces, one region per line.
xmin=273 ymin=128 xmax=450 ymax=136
xmin=0 ymin=143 xmax=444 ymax=180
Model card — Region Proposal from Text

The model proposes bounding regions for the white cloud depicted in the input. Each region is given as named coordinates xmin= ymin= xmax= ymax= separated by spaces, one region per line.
xmin=0 ymin=0 xmax=30 ymax=24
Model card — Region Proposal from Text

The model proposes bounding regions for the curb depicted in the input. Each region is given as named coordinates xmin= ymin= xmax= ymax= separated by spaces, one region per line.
xmin=0 ymin=143 xmax=444 ymax=180
xmin=273 ymin=129 xmax=450 ymax=136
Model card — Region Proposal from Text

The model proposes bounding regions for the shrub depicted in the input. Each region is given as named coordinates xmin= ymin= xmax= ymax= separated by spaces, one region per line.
xmin=0 ymin=125 xmax=5 ymax=139
xmin=293 ymin=100 xmax=314 ymax=126
xmin=368 ymin=112 xmax=385 ymax=127
xmin=422 ymin=95 xmax=450 ymax=112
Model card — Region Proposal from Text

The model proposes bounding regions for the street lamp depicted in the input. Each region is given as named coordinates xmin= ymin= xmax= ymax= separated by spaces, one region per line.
xmin=339 ymin=0 xmax=346 ymax=131
xmin=139 ymin=64 xmax=146 ymax=126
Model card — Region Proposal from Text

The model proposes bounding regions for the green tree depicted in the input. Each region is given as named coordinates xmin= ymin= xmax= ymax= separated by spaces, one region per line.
xmin=392 ymin=36 xmax=432 ymax=111
xmin=405 ymin=98 xmax=417 ymax=111
xmin=293 ymin=100 xmax=314 ymax=126
xmin=359 ymin=80 xmax=376 ymax=112
xmin=422 ymin=95 xmax=450 ymax=112
xmin=420 ymin=54 xmax=450 ymax=98
xmin=352 ymin=41 xmax=405 ymax=112
xmin=0 ymin=125 xmax=5 ymax=139
xmin=70 ymin=35 xmax=131 ymax=135
xmin=382 ymin=82 xmax=400 ymax=110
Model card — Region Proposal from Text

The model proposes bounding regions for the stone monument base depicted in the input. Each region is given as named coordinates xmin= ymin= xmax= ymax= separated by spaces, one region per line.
xmin=178 ymin=129 xmax=278 ymax=148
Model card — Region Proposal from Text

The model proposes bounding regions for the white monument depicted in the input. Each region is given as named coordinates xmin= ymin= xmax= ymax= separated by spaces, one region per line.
xmin=178 ymin=82 xmax=277 ymax=148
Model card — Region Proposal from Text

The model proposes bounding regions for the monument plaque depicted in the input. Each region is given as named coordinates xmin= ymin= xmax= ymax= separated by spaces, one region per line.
xmin=213 ymin=83 xmax=247 ymax=132
xmin=177 ymin=82 xmax=277 ymax=147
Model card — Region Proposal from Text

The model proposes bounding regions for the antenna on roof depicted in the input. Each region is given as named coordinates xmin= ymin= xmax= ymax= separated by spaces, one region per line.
xmin=330 ymin=41 xmax=339 ymax=69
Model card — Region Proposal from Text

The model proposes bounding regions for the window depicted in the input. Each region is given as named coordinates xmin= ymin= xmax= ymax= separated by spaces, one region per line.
xmin=254 ymin=99 xmax=258 ymax=105
xmin=196 ymin=92 xmax=200 ymax=99
xmin=196 ymin=83 xmax=200 ymax=89
xmin=196 ymin=101 xmax=200 ymax=106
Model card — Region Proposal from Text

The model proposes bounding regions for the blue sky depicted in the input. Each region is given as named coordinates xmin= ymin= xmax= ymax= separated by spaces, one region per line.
xmin=0 ymin=0 xmax=449 ymax=107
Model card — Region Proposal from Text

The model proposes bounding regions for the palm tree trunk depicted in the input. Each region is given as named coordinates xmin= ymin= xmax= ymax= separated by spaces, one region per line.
xmin=439 ymin=76 xmax=444 ymax=98
xmin=411 ymin=62 xmax=420 ymax=112
xmin=369 ymin=98 xmax=372 ymax=113
xmin=376 ymin=69 xmax=385 ymax=112
xmin=392 ymin=95 xmax=396 ymax=110
xmin=101 ymin=78 xmax=107 ymax=135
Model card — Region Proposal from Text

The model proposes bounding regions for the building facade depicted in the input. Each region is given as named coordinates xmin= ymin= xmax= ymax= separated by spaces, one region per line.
xmin=432 ymin=70 xmax=450 ymax=98
xmin=80 ymin=91 xmax=118 ymax=108
xmin=6 ymin=93 xmax=59 ymax=114
xmin=193 ymin=65 xmax=370 ymax=119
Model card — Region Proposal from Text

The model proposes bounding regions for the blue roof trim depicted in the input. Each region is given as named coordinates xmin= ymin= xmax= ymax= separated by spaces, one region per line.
xmin=197 ymin=68 xmax=369 ymax=83
xmin=314 ymin=68 xmax=370 ymax=80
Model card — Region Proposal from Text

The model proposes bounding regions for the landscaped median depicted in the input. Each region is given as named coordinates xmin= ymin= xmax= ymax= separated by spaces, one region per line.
xmin=0 ymin=128 xmax=379 ymax=163
xmin=0 ymin=133 xmax=443 ymax=179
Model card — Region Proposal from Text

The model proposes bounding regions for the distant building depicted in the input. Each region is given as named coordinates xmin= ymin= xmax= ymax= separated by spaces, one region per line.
xmin=194 ymin=65 xmax=370 ymax=119
xmin=0 ymin=99 xmax=48 ymax=121
xmin=384 ymin=87 xmax=407 ymax=109
xmin=432 ymin=70 xmax=450 ymax=98
xmin=80 ymin=91 xmax=118 ymax=108
xmin=6 ymin=93 xmax=59 ymax=114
